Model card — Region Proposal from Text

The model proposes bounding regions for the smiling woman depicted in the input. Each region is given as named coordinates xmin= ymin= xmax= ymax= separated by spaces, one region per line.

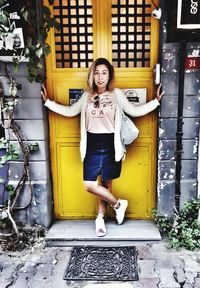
xmin=41 ymin=57 xmax=163 ymax=237
xmin=88 ymin=58 xmax=115 ymax=94
xmin=93 ymin=65 xmax=109 ymax=93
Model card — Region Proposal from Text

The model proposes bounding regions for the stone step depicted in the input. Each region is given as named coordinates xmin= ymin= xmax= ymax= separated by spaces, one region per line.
xmin=45 ymin=219 xmax=161 ymax=246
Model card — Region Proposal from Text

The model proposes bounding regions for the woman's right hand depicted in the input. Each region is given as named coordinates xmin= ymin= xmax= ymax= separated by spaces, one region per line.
xmin=41 ymin=84 xmax=48 ymax=102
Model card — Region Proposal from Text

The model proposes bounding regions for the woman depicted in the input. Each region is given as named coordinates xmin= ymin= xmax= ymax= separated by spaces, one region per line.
xmin=41 ymin=58 xmax=164 ymax=237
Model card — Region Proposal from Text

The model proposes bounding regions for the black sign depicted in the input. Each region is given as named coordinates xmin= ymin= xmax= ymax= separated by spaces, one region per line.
xmin=69 ymin=89 xmax=84 ymax=105
xmin=0 ymin=0 xmax=26 ymax=61
xmin=177 ymin=0 xmax=200 ymax=29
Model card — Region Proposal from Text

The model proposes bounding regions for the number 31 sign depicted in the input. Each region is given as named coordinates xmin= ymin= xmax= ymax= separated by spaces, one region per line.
xmin=185 ymin=57 xmax=200 ymax=69
xmin=177 ymin=0 xmax=200 ymax=29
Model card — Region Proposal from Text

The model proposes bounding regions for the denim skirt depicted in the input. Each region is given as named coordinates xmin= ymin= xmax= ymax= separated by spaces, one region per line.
xmin=83 ymin=132 xmax=122 ymax=181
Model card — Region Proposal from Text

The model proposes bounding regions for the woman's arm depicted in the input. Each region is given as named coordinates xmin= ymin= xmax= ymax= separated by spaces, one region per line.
xmin=41 ymin=84 xmax=83 ymax=117
xmin=120 ymin=84 xmax=164 ymax=117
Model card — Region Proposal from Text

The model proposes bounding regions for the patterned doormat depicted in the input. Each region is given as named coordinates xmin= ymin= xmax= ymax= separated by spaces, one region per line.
xmin=64 ymin=246 xmax=138 ymax=281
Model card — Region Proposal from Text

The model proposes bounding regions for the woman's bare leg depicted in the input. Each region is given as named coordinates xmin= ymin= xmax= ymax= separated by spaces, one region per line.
xmin=91 ymin=180 xmax=112 ymax=237
xmin=84 ymin=179 xmax=127 ymax=235
xmin=97 ymin=199 xmax=107 ymax=216
xmin=97 ymin=180 xmax=112 ymax=216
xmin=84 ymin=180 xmax=117 ymax=206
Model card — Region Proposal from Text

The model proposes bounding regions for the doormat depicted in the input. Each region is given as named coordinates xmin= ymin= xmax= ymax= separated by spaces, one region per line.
xmin=64 ymin=246 xmax=138 ymax=281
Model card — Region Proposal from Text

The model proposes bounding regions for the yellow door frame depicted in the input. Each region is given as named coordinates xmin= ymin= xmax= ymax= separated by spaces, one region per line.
xmin=44 ymin=0 xmax=160 ymax=219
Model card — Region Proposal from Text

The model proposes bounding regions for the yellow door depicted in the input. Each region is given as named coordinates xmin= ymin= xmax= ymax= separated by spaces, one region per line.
xmin=45 ymin=0 xmax=159 ymax=219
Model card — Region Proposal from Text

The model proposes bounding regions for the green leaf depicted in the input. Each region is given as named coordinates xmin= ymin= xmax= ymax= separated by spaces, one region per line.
xmin=48 ymin=0 xmax=55 ymax=5
xmin=0 ymin=11 xmax=9 ymax=26
xmin=0 ymin=143 xmax=6 ymax=149
xmin=43 ymin=44 xmax=51 ymax=55
xmin=0 ymin=0 xmax=7 ymax=5
xmin=12 ymin=154 xmax=19 ymax=160
xmin=53 ymin=19 xmax=61 ymax=31
xmin=6 ymin=155 xmax=13 ymax=161
xmin=37 ymin=62 xmax=43 ymax=69
xmin=21 ymin=8 xmax=29 ymax=21
xmin=6 ymin=184 xmax=13 ymax=191
xmin=36 ymin=47 xmax=43 ymax=58
xmin=42 ymin=6 xmax=51 ymax=18
xmin=6 ymin=184 xmax=15 ymax=196
xmin=0 ymin=155 xmax=7 ymax=164
xmin=0 ymin=220 xmax=6 ymax=228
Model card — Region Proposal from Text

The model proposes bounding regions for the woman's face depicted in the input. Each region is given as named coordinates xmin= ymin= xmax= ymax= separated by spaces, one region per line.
xmin=93 ymin=64 xmax=110 ymax=93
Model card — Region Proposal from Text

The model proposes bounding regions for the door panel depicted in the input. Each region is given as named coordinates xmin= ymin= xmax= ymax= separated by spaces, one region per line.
xmin=113 ymin=144 xmax=152 ymax=218
xmin=45 ymin=0 xmax=159 ymax=219
xmin=57 ymin=143 xmax=96 ymax=218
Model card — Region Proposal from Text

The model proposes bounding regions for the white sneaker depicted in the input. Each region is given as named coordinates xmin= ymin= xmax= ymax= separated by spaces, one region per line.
xmin=95 ymin=216 xmax=106 ymax=237
xmin=114 ymin=199 xmax=128 ymax=225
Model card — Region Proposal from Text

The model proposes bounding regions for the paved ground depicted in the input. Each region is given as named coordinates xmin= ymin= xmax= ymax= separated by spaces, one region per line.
xmin=0 ymin=239 xmax=200 ymax=288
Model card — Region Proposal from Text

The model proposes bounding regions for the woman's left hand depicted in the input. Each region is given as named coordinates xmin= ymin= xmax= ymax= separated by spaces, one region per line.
xmin=156 ymin=83 xmax=165 ymax=102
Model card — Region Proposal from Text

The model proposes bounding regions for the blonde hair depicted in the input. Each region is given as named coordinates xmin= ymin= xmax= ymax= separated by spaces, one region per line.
xmin=87 ymin=58 xmax=115 ymax=95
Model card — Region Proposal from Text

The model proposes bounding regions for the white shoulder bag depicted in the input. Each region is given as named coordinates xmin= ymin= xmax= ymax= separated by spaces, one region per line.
xmin=120 ymin=111 xmax=139 ymax=145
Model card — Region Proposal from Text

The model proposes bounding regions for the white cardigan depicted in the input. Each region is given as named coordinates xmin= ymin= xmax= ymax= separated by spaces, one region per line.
xmin=45 ymin=88 xmax=160 ymax=162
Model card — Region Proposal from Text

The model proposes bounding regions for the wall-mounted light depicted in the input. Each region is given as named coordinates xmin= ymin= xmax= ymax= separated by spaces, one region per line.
xmin=151 ymin=0 xmax=162 ymax=20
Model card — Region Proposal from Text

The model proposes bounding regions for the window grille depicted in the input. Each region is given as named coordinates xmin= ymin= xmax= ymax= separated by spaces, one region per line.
xmin=53 ymin=0 xmax=93 ymax=68
xmin=112 ymin=0 xmax=151 ymax=68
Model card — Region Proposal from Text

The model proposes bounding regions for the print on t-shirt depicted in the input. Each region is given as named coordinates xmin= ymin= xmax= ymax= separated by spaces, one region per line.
xmin=89 ymin=93 xmax=114 ymax=118
xmin=86 ymin=91 xmax=116 ymax=134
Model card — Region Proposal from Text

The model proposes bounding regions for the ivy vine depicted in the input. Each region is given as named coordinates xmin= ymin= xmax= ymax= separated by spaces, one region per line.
xmin=0 ymin=0 xmax=58 ymax=237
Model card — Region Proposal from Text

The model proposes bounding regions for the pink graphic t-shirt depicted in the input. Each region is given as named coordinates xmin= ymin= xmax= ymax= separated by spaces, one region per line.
xmin=86 ymin=91 xmax=116 ymax=133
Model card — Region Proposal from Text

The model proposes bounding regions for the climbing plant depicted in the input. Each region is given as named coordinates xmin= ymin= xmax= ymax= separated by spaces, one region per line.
xmin=0 ymin=0 xmax=58 ymax=237
xmin=152 ymin=198 xmax=200 ymax=250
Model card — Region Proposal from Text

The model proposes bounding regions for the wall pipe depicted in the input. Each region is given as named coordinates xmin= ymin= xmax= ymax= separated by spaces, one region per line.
xmin=175 ymin=41 xmax=186 ymax=212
